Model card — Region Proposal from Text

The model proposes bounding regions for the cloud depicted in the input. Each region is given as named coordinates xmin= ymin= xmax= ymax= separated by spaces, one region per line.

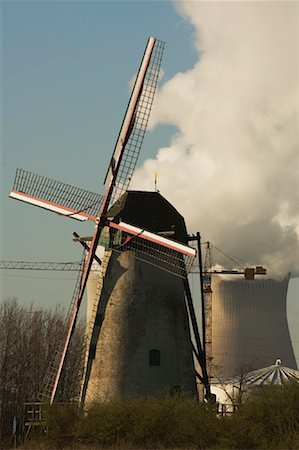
xmin=132 ymin=1 xmax=299 ymax=278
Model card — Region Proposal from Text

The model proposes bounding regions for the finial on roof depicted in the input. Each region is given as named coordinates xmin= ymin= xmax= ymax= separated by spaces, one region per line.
xmin=275 ymin=358 xmax=282 ymax=366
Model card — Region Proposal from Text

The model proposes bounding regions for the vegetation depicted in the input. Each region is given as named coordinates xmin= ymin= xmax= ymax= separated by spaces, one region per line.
xmin=15 ymin=381 xmax=299 ymax=449
xmin=0 ymin=298 xmax=84 ymax=447
xmin=229 ymin=382 xmax=299 ymax=449
xmin=1 ymin=298 xmax=299 ymax=449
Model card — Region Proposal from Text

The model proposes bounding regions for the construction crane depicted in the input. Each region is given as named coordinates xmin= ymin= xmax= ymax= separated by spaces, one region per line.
xmin=201 ymin=242 xmax=267 ymax=378
xmin=0 ymin=258 xmax=267 ymax=278
xmin=0 ymin=261 xmax=82 ymax=271
xmin=0 ymin=259 xmax=206 ymax=274
xmin=1 ymin=243 xmax=266 ymax=389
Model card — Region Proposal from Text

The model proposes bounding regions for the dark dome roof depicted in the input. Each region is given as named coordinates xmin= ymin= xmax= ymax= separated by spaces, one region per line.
xmin=108 ymin=191 xmax=188 ymax=244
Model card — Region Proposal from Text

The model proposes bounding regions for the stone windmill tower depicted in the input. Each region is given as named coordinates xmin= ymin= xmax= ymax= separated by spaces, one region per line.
xmin=9 ymin=37 xmax=208 ymax=404
xmin=82 ymin=191 xmax=198 ymax=402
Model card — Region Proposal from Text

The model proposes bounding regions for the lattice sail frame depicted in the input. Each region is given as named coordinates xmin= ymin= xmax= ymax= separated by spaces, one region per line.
xmin=106 ymin=221 xmax=196 ymax=278
xmin=9 ymin=37 xmax=168 ymax=405
xmin=10 ymin=168 xmax=102 ymax=221
xmin=105 ymin=38 xmax=165 ymax=208
xmin=9 ymin=40 xmax=164 ymax=222
xmin=37 ymin=249 xmax=86 ymax=402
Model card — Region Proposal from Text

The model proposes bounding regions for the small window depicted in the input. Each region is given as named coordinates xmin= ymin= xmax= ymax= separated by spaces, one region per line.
xmin=149 ymin=349 xmax=160 ymax=366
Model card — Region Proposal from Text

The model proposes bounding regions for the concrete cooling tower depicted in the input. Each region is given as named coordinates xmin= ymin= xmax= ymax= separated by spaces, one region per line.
xmin=81 ymin=191 xmax=197 ymax=403
xmin=211 ymin=275 xmax=297 ymax=380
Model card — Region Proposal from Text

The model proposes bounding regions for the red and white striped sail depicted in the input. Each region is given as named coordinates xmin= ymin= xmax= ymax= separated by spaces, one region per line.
xmin=10 ymin=168 xmax=101 ymax=221
xmin=104 ymin=37 xmax=165 ymax=208
xmin=46 ymin=37 xmax=165 ymax=404
xmin=9 ymin=37 xmax=208 ymax=405
xmin=9 ymin=39 xmax=164 ymax=223
xmin=108 ymin=221 xmax=196 ymax=278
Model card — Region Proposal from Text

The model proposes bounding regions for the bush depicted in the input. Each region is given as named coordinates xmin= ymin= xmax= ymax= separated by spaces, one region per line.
xmin=75 ymin=395 xmax=220 ymax=449
xmin=36 ymin=384 xmax=299 ymax=449
xmin=228 ymin=381 xmax=299 ymax=449
xmin=44 ymin=404 xmax=80 ymax=448
xmin=7 ymin=372 xmax=299 ymax=449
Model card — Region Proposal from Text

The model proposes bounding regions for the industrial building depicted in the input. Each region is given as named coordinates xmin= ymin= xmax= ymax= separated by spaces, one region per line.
xmin=210 ymin=275 xmax=297 ymax=380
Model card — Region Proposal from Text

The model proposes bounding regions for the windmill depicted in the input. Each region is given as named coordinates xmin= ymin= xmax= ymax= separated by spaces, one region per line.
xmin=9 ymin=37 xmax=209 ymax=405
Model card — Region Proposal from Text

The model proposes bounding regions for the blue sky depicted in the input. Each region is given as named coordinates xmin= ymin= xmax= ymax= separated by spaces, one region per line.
xmin=1 ymin=1 xmax=298 ymax=363
xmin=1 ymin=0 xmax=197 ymax=310
xmin=1 ymin=1 xmax=194 ymax=259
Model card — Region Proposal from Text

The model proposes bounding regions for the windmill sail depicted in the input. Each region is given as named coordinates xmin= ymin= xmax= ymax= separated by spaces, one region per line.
xmin=46 ymin=37 xmax=165 ymax=404
xmin=9 ymin=36 xmax=209 ymax=404
xmin=10 ymin=37 xmax=167 ymax=405
xmin=10 ymin=168 xmax=102 ymax=221
xmin=9 ymin=38 xmax=164 ymax=221
xmin=108 ymin=221 xmax=196 ymax=278
xmin=104 ymin=37 xmax=165 ymax=207
xmin=37 ymin=249 xmax=86 ymax=403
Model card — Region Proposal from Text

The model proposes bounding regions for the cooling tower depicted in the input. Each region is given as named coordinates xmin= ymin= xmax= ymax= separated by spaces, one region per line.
xmin=81 ymin=191 xmax=197 ymax=403
xmin=211 ymin=275 xmax=297 ymax=380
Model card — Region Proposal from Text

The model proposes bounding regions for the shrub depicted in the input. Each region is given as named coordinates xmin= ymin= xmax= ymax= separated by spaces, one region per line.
xmin=17 ymin=381 xmax=299 ymax=449
xmin=44 ymin=404 xmax=80 ymax=448
xmin=76 ymin=395 xmax=220 ymax=449
xmin=229 ymin=381 xmax=299 ymax=449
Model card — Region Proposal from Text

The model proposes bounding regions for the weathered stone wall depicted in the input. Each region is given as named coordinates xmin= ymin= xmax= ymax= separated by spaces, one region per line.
xmin=84 ymin=251 xmax=197 ymax=402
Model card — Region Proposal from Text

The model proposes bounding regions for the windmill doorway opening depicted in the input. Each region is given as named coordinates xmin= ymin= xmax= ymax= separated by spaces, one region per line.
xmin=149 ymin=349 xmax=161 ymax=366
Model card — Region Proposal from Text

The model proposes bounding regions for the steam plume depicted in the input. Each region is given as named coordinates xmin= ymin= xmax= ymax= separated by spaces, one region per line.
xmin=132 ymin=1 xmax=299 ymax=278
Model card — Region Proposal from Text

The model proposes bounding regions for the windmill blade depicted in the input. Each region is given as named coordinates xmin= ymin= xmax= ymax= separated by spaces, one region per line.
xmin=38 ymin=249 xmax=86 ymax=403
xmin=104 ymin=37 xmax=165 ymax=208
xmin=107 ymin=221 xmax=196 ymax=278
xmin=9 ymin=168 xmax=102 ymax=221
xmin=72 ymin=36 xmax=165 ymax=314
xmin=45 ymin=237 xmax=102 ymax=404
xmin=47 ymin=37 xmax=165 ymax=404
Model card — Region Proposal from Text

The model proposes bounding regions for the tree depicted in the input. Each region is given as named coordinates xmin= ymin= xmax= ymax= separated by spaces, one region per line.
xmin=0 ymin=298 xmax=85 ymax=445
xmin=210 ymin=361 xmax=260 ymax=414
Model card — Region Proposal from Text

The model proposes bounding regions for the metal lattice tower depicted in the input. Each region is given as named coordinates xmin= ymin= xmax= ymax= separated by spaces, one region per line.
xmin=203 ymin=242 xmax=213 ymax=377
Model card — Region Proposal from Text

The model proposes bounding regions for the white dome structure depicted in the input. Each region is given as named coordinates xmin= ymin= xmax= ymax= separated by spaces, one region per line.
xmin=211 ymin=359 xmax=299 ymax=414
xmin=237 ymin=359 xmax=299 ymax=387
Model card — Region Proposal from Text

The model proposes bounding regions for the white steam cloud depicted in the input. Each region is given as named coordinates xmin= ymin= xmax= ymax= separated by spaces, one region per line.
xmin=132 ymin=1 xmax=299 ymax=278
